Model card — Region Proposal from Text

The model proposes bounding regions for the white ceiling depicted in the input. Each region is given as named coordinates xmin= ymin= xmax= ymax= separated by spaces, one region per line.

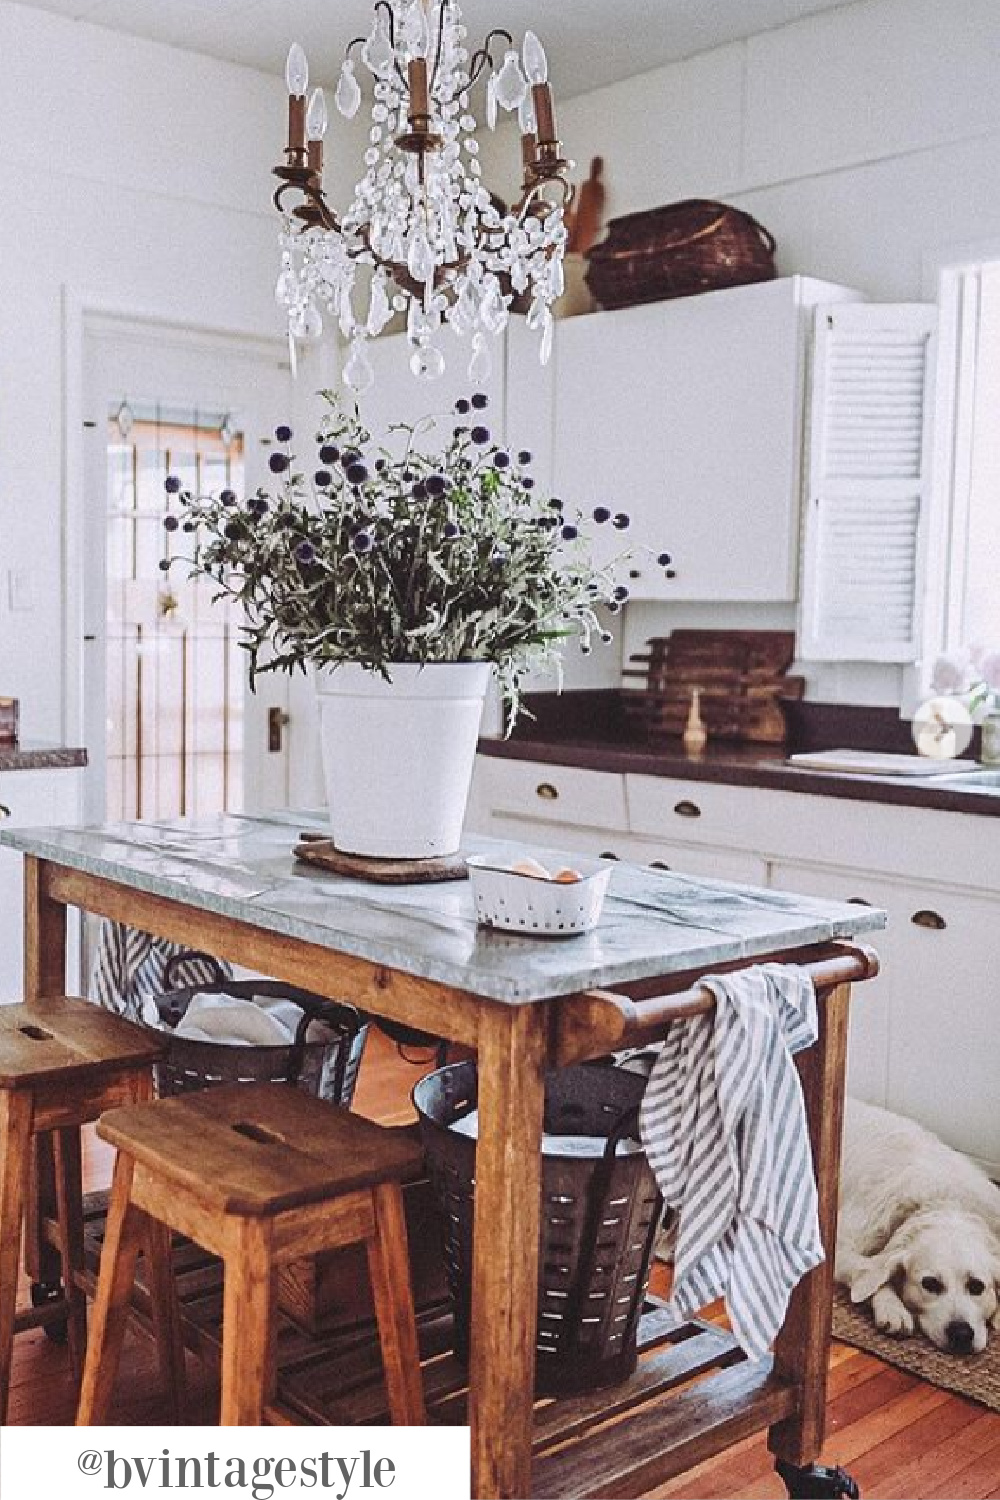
xmin=20 ymin=0 xmax=853 ymax=94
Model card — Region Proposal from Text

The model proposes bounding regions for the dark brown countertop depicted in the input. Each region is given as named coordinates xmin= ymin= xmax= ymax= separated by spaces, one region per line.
xmin=0 ymin=744 xmax=88 ymax=772
xmin=477 ymin=693 xmax=1000 ymax=818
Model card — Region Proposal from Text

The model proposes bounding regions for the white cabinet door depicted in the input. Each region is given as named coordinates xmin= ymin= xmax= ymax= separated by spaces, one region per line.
xmin=551 ymin=280 xmax=809 ymax=602
xmin=0 ymin=769 xmax=82 ymax=1002
xmin=771 ymin=860 xmax=1000 ymax=1175
xmin=770 ymin=860 xmax=892 ymax=1111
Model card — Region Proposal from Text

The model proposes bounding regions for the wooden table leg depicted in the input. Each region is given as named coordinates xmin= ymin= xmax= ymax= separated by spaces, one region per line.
xmin=23 ymin=857 xmax=68 ymax=1285
xmin=768 ymin=979 xmax=852 ymax=1467
xmin=468 ymin=1003 xmax=548 ymax=1500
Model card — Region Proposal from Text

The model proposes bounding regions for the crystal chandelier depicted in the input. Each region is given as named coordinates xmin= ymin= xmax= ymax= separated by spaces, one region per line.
xmin=272 ymin=0 xmax=573 ymax=392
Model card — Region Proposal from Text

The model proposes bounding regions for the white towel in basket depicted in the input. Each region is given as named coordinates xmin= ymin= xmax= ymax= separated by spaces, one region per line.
xmin=639 ymin=964 xmax=823 ymax=1360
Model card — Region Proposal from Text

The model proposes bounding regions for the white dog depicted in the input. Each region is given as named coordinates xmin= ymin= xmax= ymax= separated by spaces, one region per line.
xmin=836 ymin=1098 xmax=1000 ymax=1354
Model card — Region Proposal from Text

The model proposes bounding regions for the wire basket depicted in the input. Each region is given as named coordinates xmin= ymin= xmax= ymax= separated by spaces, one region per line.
xmin=413 ymin=1060 xmax=663 ymax=1394
xmin=147 ymin=954 xmax=368 ymax=1106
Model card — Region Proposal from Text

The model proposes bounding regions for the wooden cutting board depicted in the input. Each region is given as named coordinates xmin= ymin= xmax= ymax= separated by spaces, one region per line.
xmin=622 ymin=630 xmax=805 ymax=744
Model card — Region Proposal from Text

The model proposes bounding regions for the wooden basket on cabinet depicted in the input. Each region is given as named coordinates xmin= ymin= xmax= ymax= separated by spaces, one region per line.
xmin=585 ymin=199 xmax=777 ymax=310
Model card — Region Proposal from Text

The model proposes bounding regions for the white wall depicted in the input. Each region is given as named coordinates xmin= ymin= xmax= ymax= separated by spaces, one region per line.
xmin=0 ymin=0 xmax=338 ymax=744
xmin=481 ymin=0 xmax=1000 ymax=706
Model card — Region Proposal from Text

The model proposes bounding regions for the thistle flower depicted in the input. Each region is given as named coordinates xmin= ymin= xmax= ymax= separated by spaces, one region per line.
xmin=164 ymin=475 xmax=182 ymax=494
xmin=275 ymin=424 xmax=293 ymax=442
xmin=220 ymin=489 xmax=237 ymax=506
xmin=319 ymin=444 xmax=340 ymax=464
xmin=593 ymin=506 xmax=611 ymax=524
xmin=294 ymin=540 xmax=317 ymax=565
xmin=351 ymin=529 xmax=374 ymax=555
xmin=345 ymin=462 xmax=369 ymax=486
xmin=470 ymin=426 xmax=490 ymax=445
xmin=612 ymin=512 xmax=630 ymax=530
xmin=471 ymin=392 xmax=489 ymax=410
xmin=518 ymin=450 xmax=532 ymax=465
xmin=163 ymin=515 xmax=180 ymax=532
xmin=455 ymin=398 xmax=470 ymax=415
xmin=269 ymin=453 xmax=289 ymax=475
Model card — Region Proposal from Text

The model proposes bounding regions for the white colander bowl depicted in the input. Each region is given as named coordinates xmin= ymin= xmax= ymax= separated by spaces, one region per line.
xmin=467 ymin=855 xmax=613 ymax=937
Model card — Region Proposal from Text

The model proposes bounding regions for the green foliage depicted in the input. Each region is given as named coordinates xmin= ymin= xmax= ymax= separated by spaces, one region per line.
xmin=164 ymin=393 xmax=644 ymax=721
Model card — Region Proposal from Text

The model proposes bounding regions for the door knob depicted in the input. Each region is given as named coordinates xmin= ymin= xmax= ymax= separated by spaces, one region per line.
xmin=268 ymin=707 xmax=290 ymax=753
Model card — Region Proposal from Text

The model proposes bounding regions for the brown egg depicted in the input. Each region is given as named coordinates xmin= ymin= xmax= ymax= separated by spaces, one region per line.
xmin=552 ymin=867 xmax=583 ymax=884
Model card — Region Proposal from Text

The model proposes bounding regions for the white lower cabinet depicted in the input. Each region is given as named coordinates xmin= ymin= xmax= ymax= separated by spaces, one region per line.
xmin=469 ymin=751 xmax=1000 ymax=1173
xmin=772 ymin=861 xmax=1000 ymax=1173
xmin=0 ymin=768 xmax=82 ymax=1002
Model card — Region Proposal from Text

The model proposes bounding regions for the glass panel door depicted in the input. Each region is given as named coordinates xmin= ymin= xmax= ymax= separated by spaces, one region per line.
xmin=104 ymin=404 xmax=246 ymax=822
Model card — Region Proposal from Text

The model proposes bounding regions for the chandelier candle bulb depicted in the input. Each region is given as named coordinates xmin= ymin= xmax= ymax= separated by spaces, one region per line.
xmin=306 ymin=88 xmax=328 ymax=175
xmin=285 ymin=42 xmax=309 ymax=154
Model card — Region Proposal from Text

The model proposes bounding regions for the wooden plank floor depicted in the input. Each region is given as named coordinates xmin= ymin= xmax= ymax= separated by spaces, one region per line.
xmin=9 ymin=1030 xmax=1000 ymax=1498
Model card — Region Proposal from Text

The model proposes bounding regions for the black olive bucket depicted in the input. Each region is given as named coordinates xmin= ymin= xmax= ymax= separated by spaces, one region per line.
xmin=147 ymin=954 xmax=368 ymax=1105
xmin=413 ymin=1060 xmax=663 ymax=1395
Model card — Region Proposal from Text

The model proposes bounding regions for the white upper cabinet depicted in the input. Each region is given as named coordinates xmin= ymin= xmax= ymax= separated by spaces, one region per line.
xmin=548 ymin=278 xmax=860 ymax=601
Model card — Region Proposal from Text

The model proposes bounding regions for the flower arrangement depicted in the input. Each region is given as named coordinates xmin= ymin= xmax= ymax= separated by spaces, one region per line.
xmin=930 ymin=645 xmax=1000 ymax=719
xmin=160 ymin=392 xmax=672 ymax=721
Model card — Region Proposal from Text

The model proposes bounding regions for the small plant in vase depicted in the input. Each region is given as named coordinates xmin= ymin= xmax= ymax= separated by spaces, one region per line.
xmin=930 ymin=647 xmax=1000 ymax=765
xmin=161 ymin=393 xmax=672 ymax=859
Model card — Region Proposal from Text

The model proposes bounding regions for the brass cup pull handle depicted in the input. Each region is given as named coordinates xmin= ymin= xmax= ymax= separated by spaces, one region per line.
xmin=535 ymin=782 xmax=559 ymax=801
xmin=847 ymin=897 xmax=873 ymax=907
xmin=911 ymin=909 xmax=947 ymax=931
xmin=674 ymin=800 xmax=702 ymax=819
xmin=649 ymin=860 xmax=672 ymax=871
xmin=599 ymin=850 xmax=620 ymax=861
xmin=0 ymin=804 xmax=10 ymax=821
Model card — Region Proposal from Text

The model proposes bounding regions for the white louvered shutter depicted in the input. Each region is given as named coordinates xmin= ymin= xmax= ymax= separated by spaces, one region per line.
xmin=799 ymin=303 xmax=938 ymax=661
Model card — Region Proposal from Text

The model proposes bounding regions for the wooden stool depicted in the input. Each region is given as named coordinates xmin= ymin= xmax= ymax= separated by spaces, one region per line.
xmin=78 ymin=1081 xmax=428 ymax=1427
xmin=0 ymin=995 xmax=166 ymax=1424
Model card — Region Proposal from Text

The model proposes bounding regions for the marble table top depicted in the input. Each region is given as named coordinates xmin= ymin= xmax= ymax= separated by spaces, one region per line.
xmin=2 ymin=811 xmax=885 ymax=1004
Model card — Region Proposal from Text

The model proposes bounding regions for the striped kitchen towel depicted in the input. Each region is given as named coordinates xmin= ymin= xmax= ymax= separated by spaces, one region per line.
xmin=89 ymin=918 xmax=230 ymax=1021
xmin=638 ymin=964 xmax=823 ymax=1360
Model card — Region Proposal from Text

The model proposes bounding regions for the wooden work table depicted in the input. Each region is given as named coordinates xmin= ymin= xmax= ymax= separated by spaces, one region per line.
xmin=2 ymin=810 xmax=883 ymax=1499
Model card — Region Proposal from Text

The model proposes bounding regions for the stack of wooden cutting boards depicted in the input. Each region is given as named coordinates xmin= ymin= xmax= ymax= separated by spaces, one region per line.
xmin=622 ymin=630 xmax=805 ymax=745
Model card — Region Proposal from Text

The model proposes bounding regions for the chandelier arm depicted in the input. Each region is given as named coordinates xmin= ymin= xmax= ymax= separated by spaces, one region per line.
xmin=428 ymin=0 xmax=451 ymax=95
xmin=345 ymin=36 xmax=368 ymax=58
xmin=467 ymin=28 xmax=514 ymax=88
xmin=513 ymin=174 xmax=574 ymax=223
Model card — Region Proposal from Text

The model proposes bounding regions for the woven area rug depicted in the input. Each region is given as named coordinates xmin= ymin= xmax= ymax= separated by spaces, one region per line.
xmin=832 ymin=1285 xmax=1000 ymax=1413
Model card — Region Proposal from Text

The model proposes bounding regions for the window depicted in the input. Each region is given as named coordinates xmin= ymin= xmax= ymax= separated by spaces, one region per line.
xmin=938 ymin=262 xmax=1000 ymax=656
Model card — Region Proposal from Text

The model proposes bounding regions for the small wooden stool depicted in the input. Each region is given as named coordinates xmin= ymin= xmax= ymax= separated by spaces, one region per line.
xmin=78 ymin=1081 xmax=428 ymax=1426
xmin=0 ymin=995 xmax=166 ymax=1424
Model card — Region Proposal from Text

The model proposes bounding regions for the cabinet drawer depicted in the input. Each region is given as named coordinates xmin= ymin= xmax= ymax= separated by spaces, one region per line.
xmin=474 ymin=757 xmax=628 ymax=832
xmin=626 ymin=774 xmax=774 ymax=851
xmin=624 ymin=837 xmax=769 ymax=888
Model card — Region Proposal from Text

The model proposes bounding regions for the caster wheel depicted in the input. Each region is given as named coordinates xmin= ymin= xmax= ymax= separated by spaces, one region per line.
xmin=30 ymin=1280 xmax=68 ymax=1345
xmin=775 ymin=1460 xmax=860 ymax=1499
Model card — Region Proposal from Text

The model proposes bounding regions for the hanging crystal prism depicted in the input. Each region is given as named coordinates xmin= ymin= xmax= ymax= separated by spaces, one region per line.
xmin=495 ymin=50 xmax=528 ymax=110
xmin=410 ymin=342 xmax=446 ymax=380
xmin=468 ymin=333 xmax=492 ymax=383
xmin=362 ymin=11 xmax=394 ymax=76
xmin=335 ymin=60 xmax=361 ymax=119
xmin=343 ymin=338 xmax=375 ymax=393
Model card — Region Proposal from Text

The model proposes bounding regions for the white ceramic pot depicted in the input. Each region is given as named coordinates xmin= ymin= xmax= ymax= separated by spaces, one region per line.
xmin=314 ymin=662 xmax=491 ymax=859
